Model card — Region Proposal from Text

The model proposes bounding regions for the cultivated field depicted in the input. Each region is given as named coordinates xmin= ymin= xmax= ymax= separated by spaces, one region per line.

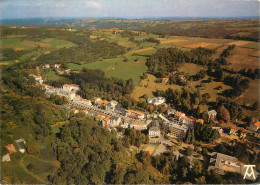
xmin=225 ymin=47 xmax=259 ymax=70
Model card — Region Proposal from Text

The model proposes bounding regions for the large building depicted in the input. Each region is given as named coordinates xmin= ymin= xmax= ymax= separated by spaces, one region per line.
xmin=147 ymin=97 xmax=166 ymax=105
xmin=203 ymin=110 xmax=217 ymax=122
xmin=127 ymin=110 xmax=145 ymax=119
xmin=165 ymin=121 xmax=189 ymax=140
xmin=208 ymin=152 xmax=258 ymax=180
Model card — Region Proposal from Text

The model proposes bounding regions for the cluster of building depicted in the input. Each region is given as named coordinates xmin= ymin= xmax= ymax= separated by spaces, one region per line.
xmin=31 ymin=72 xmax=260 ymax=148
xmin=43 ymin=63 xmax=72 ymax=74
xmin=2 ymin=139 xmax=26 ymax=162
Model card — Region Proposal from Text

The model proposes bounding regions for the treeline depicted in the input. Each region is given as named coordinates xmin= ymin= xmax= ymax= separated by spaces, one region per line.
xmin=154 ymin=87 xmax=209 ymax=118
xmin=36 ymin=37 xmax=125 ymax=65
xmin=215 ymin=142 xmax=258 ymax=164
xmin=70 ymin=68 xmax=134 ymax=96
xmin=146 ymin=47 xmax=214 ymax=78
xmin=184 ymin=123 xmax=219 ymax=144
xmin=215 ymin=44 xmax=235 ymax=65
xmin=1 ymin=26 xmax=89 ymax=41
xmin=1 ymin=48 xmax=32 ymax=61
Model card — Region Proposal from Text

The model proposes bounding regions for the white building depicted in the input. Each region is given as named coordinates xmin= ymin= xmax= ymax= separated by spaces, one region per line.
xmin=149 ymin=126 xmax=160 ymax=138
xmin=109 ymin=116 xmax=122 ymax=127
xmin=165 ymin=121 xmax=189 ymax=140
xmin=54 ymin=64 xmax=61 ymax=68
xmin=147 ymin=97 xmax=166 ymax=105
xmin=81 ymin=99 xmax=92 ymax=106
xmin=105 ymin=100 xmax=118 ymax=111
xmin=63 ymin=84 xmax=80 ymax=92
xmin=43 ymin=64 xmax=50 ymax=69
xmin=127 ymin=110 xmax=145 ymax=119
xmin=2 ymin=153 xmax=11 ymax=162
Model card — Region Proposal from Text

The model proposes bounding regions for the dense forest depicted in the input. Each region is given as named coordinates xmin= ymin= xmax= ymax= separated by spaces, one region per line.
xmin=36 ymin=38 xmax=125 ymax=65
xmin=146 ymin=47 xmax=214 ymax=78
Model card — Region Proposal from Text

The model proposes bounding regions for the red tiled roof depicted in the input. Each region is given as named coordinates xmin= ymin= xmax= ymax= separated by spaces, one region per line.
xmin=196 ymin=119 xmax=204 ymax=123
xmin=251 ymin=121 xmax=260 ymax=127
xmin=5 ymin=144 xmax=17 ymax=154
xmin=127 ymin=109 xmax=144 ymax=116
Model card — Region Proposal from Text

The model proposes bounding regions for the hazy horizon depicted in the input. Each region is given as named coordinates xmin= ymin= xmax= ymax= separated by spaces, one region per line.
xmin=0 ymin=0 xmax=259 ymax=20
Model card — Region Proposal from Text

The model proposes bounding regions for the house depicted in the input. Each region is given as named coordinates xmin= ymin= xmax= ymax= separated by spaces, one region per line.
xmin=72 ymin=109 xmax=79 ymax=114
xmin=15 ymin=139 xmax=26 ymax=153
xmin=43 ymin=64 xmax=50 ymax=69
xmin=109 ymin=116 xmax=122 ymax=127
xmin=34 ymin=76 xmax=43 ymax=84
xmin=65 ymin=68 xmax=71 ymax=73
xmin=229 ymin=127 xmax=239 ymax=136
xmin=54 ymin=64 xmax=61 ymax=68
xmin=5 ymin=144 xmax=17 ymax=154
xmin=162 ymin=78 xmax=169 ymax=83
xmin=165 ymin=121 xmax=189 ymax=140
xmin=93 ymin=97 xmax=102 ymax=104
xmin=127 ymin=110 xmax=145 ymax=119
xmin=196 ymin=119 xmax=204 ymax=124
xmin=2 ymin=153 xmax=11 ymax=162
xmin=203 ymin=110 xmax=217 ymax=122
xmin=247 ymin=121 xmax=260 ymax=132
xmin=239 ymin=129 xmax=248 ymax=139
xmin=147 ymin=97 xmax=166 ymax=105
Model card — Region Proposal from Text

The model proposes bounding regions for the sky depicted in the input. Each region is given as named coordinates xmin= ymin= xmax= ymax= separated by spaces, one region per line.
xmin=0 ymin=0 xmax=259 ymax=19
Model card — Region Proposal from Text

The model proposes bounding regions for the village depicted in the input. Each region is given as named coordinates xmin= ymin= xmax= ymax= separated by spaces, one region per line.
xmin=3 ymin=62 xmax=259 ymax=181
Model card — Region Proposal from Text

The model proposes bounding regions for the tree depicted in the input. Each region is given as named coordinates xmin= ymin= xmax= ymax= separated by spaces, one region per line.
xmin=195 ymin=176 xmax=206 ymax=184
xmin=217 ymin=105 xmax=230 ymax=122
xmin=27 ymin=142 xmax=40 ymax=156
xmin=252 ymin=101 xmax=259 ymax=111
xmin=201 ymin=147 xmax=208 ymax=155
xmin=185 ymin=146 xmax=193 ymax=156
xmin=193 ymin=160 xmax=203 ymax=176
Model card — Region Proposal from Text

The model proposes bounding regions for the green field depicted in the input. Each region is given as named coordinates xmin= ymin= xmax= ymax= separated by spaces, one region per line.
xmin=86 ymin=55 xmax=148 ymax=85
xmin=43 ymin=69 xmax=71 ymax=82
xmin=68 ymin=55 xmax=147 ymax=85
xmin=41 ymin=38 xmax=76 ymax=48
